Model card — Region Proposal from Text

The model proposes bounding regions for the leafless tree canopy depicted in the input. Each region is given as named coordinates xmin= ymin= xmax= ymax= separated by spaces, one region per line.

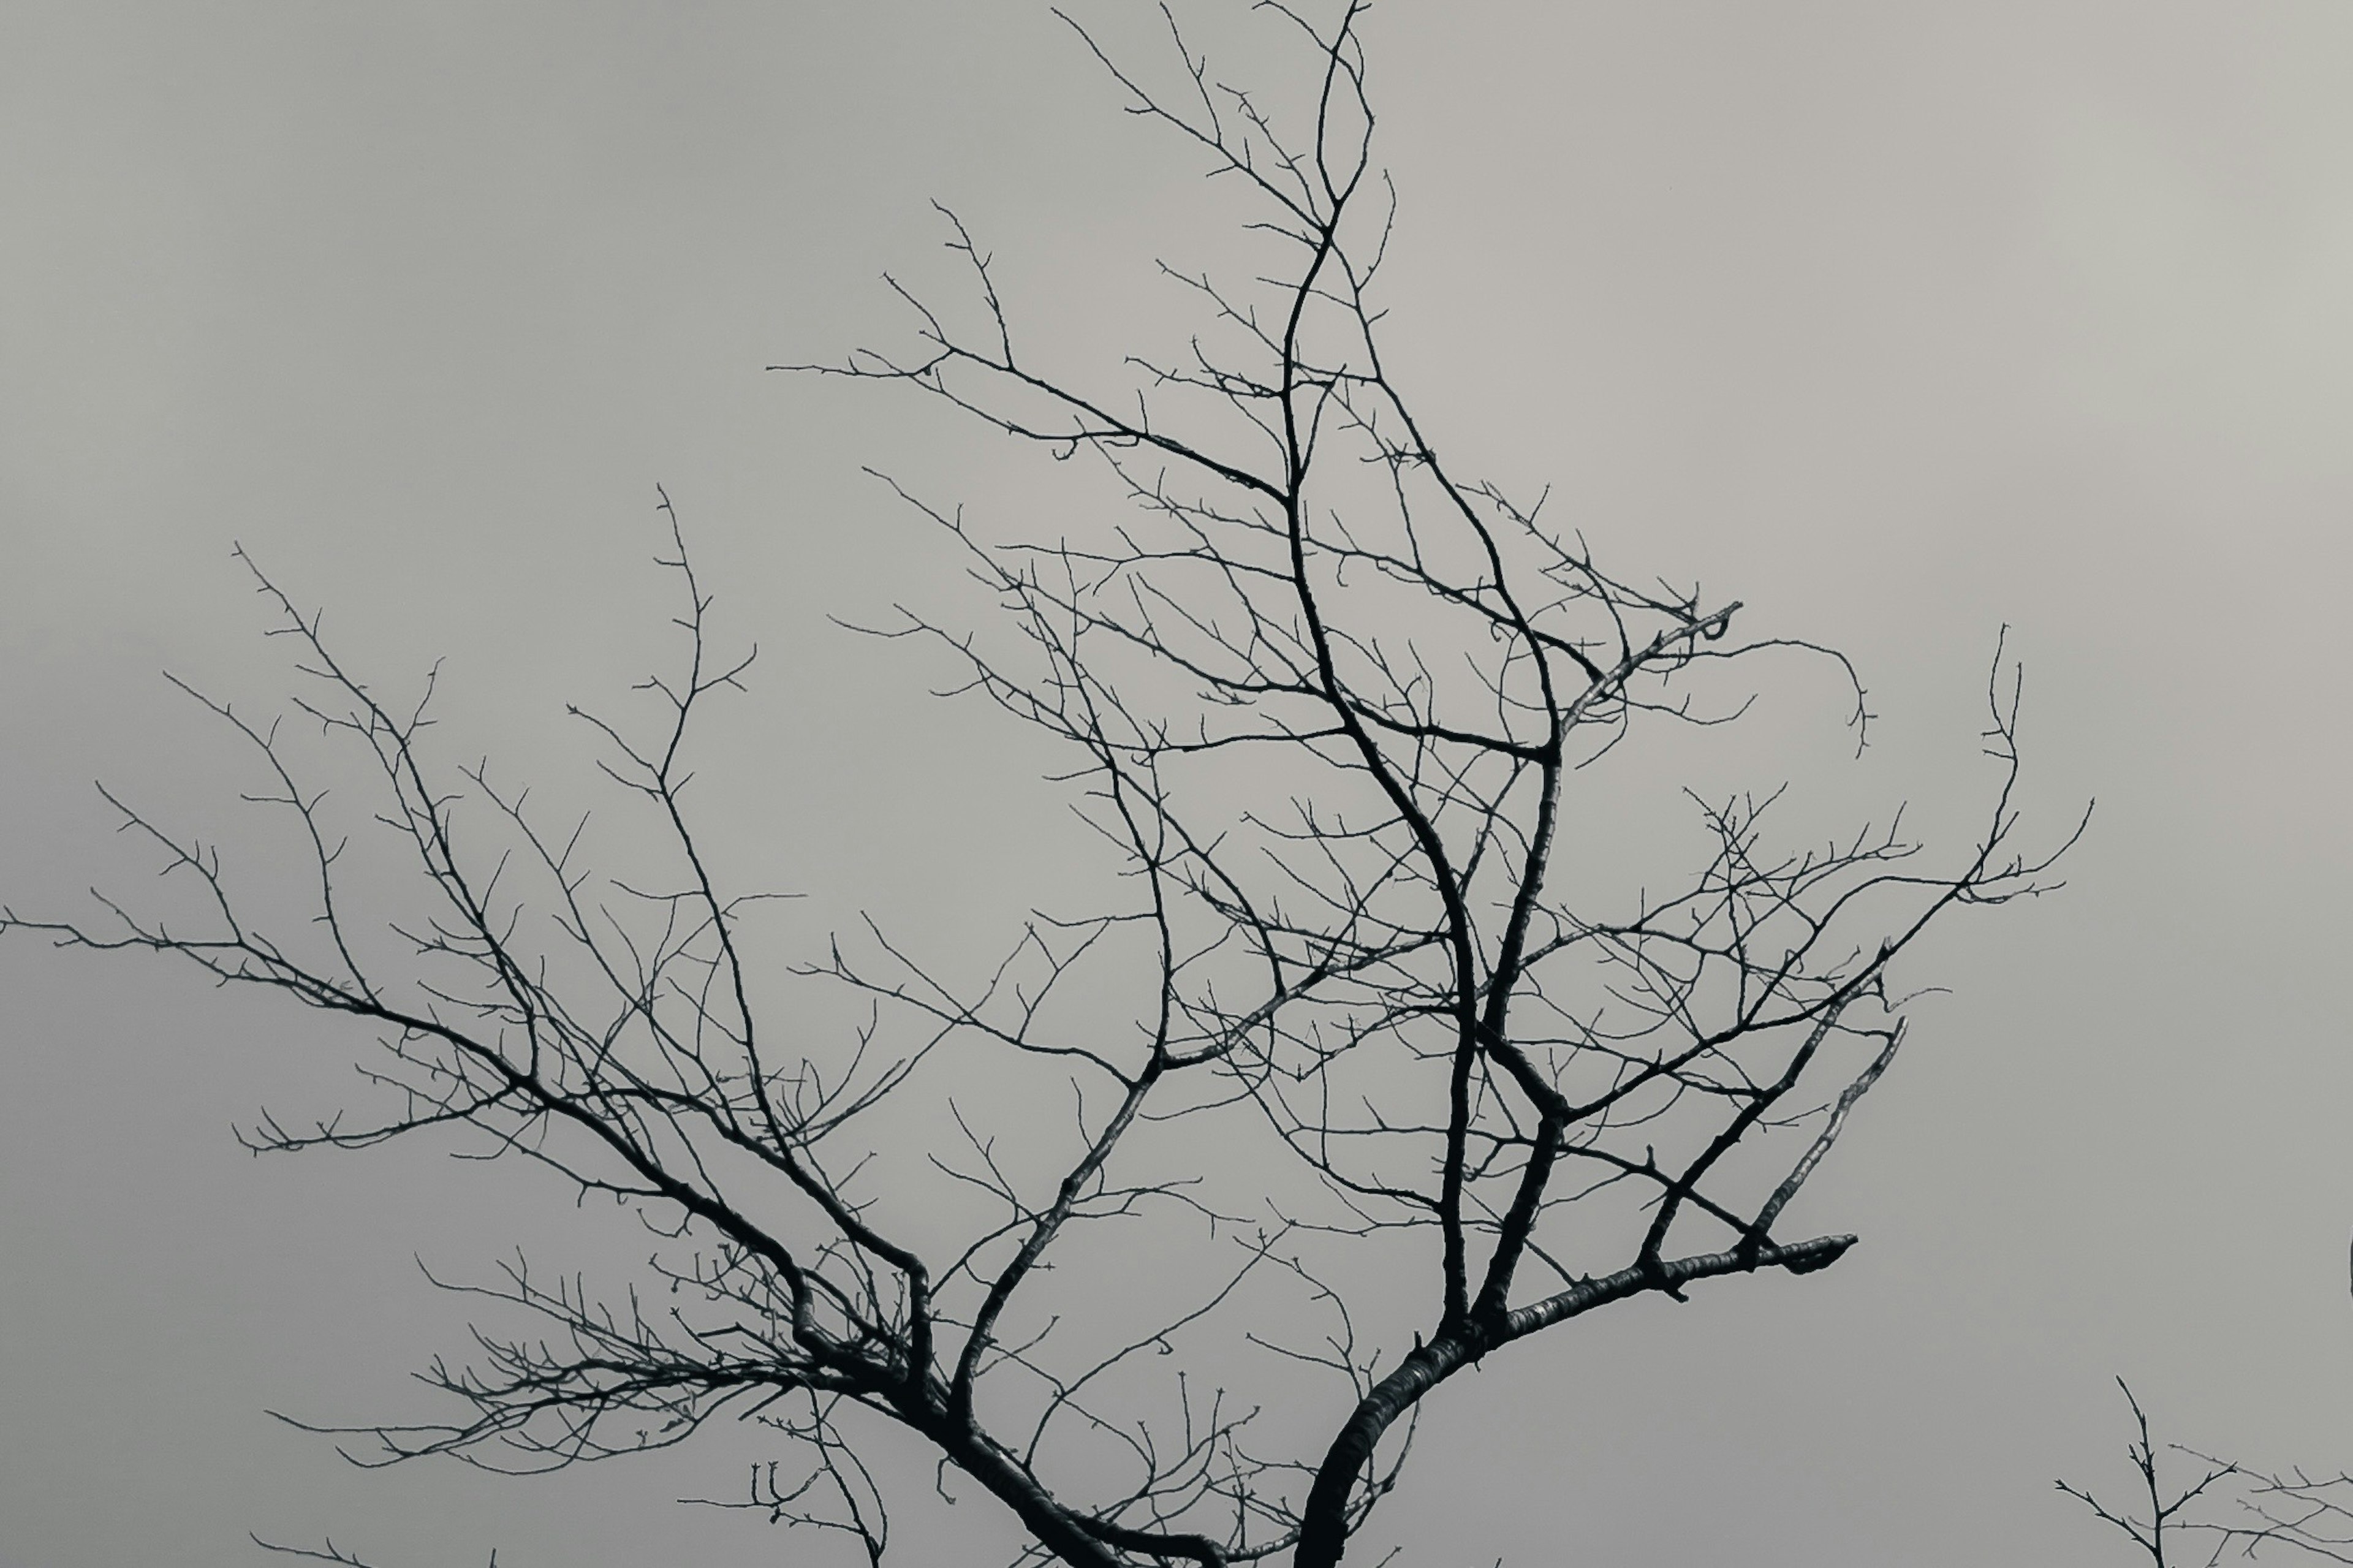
xmin=4 ymin=6 xmax=2076 ymax=1566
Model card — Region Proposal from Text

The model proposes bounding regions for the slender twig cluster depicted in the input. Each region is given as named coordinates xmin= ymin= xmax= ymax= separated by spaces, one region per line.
xmin=2061 ymin=1382 xmax=2353 ymax=1566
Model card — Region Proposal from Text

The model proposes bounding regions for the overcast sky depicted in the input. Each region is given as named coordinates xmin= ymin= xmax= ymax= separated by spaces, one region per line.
xmin=6 ymin=3 xmax=2353 ymax=1565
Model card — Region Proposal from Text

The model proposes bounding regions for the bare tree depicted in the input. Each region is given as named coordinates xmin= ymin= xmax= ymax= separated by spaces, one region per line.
xmin=2 ymin=6 xmax=2077 ymax=1565
xmin=2060 ymin=1381 xmax=2353 ymax=1566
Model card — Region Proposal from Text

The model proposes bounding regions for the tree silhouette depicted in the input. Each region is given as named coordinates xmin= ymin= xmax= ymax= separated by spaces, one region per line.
xmin=3 ymin=5 xmax=2076 ymax=1564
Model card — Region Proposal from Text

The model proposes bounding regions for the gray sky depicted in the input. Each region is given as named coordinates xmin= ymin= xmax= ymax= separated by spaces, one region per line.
xmin=6 ymin=2 xmax=2353 ymax=1565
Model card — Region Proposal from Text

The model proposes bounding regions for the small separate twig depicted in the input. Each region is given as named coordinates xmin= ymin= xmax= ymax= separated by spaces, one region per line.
xmin=2059 ymin=1379 xmax=2353 ymax=1566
